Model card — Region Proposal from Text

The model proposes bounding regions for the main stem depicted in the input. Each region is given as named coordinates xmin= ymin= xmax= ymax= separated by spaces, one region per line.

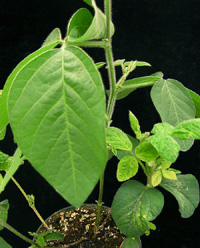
xmin=96 ymin=0 xmax=117 ymax=227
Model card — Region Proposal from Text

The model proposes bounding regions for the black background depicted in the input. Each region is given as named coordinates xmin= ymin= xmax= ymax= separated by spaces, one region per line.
xmin=0 ymin=0 xmax=200 ymax=247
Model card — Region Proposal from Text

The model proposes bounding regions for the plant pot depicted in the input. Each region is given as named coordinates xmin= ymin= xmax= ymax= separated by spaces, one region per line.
xmin=35 ymin=204 xmax=125 ymax=247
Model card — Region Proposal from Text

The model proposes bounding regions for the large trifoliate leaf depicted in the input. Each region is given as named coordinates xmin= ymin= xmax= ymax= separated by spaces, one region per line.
xmin=160 ymin=174 xmax=199 ymax=218
xmin=151 ymin=79 xmax=196 ymax=151
xmin=7 ymin=46 xmax=107 ymax=207
xmin=67 ymin=0 xmax=114 ymax=41
xmin=0 ymin=42 xmax=61 ymax=133
xmin=0 ymin=200 xmax=9 ymax=231
xmin=111 ymin=180 xmax=164 ymax=237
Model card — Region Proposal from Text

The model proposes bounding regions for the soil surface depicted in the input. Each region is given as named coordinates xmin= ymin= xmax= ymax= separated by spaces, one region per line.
xmin=38 ymin=205 xmax=125 ymax=247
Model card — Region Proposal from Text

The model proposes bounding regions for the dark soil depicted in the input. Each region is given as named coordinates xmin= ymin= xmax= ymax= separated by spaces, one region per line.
xmin=38 ymin=205 xmax=125 ymax=248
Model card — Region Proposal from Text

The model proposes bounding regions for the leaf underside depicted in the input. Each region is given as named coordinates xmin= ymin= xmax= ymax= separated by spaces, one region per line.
xmin=8 ymin=46 xmax=107 ymax=207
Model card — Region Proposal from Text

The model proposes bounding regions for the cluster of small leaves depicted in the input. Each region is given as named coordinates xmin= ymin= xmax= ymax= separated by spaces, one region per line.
xmin=29 ymin=230 xmax=64 ymax=247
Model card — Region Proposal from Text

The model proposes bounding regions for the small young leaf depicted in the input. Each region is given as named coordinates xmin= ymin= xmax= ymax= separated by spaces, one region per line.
xmin=36 ymin=236 xmax=45 ymax=247
xmin=106 ymin=127 xmax=133 ymax=151
xmin=160 ymin=174 xmax=199 ymax=218
xmin=147 ymin=134 xmax=180 ymax=163
xmin=116 ymin=135 xmax=139 ymax=160
xmin=151 ymin=170 xmax=162 ymax=187
xmin=162 ymin=169 xmax=177 ymax=180
xmin=67 ymin=0 xmax=114 ymax=42
xmin=0 ymin=148 xmax=23 ymax=193
xmin=0 ymin=237 xmax=12 ymax=248
xmin=44 ymin=232 xmax=64 ymax=242
xmin=0 ymin=200 xmax=9 ymax=231
xmin=117 ymin=156 xmax=139 ymax=182
xmin=122 ymin=237 xmax=142 ymax=248
xmin=159 ymin=160 xmax=172 ymax=170
xmin=129 ymin=111 xmax=141 ymax=139
xmin=170 ymin=129 xmax=192 ymax=140
xmin=0 ymin=157 xmax=12 ymax=171
xmin=111 ymin=180 xmax=164 ymax=237
xmin=0 ymin=151 xmax=9 ymax=163
xmin=124 ymin=61 xmax=151 ymax=67
xmin=135 ymin=141 xmax=159 ymax=162
xmin=42 ymin=28 xmax=62 ymax=47
xmin=116 ymin=74 xmax=162 ymax=100
xmin=95 ymin=62 xmax=106 ymax=69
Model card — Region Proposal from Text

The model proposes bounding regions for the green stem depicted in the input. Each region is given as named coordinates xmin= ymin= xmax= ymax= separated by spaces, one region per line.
xmin=11 ymin=177 xmax=49 ymax=229
xmin=0 ymin=218 xmax=35 ymax=246
xmin=96 ymin=0 xmax=117 ymax=228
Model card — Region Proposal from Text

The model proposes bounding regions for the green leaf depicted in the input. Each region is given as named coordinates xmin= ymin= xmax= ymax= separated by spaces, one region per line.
xmin=44 ymin=232 xmax=64 ymax=242
xmin=0 ymin=42 xmax=61 ymax=133
xmin=0 ymin=151 xmax=9 ymax=163
xmin=82 ymin=0 xmax=92 ymax=6
xmin=160 ymin=174 xmax=199 ymax=218
xmin=124 ymin=61 xmax=151 ymax=67
xmin=0 ymin=127 xmax=6 ymax=140
xmin=36 ymin=236 xmax=45 ymax=247
xmin=147 ymin=134 xmax=180 ymax=162
xmin=171 ymin=119 xmax=200 ymax=140
xmin=117 ymin=156 xmax=139 ymax=182
xmin=0 ymin=148 xmax=23 ymax=193
xmin=111 ymin=180 xmax=164 ymax=237
xmin=122 ymin=237 xmax=142 ymax=248
xmin=162 ymin=169 xmax=177 ymax=180
xmin=0 ymin=237 xmax=12 ymax=248
xmin=117 ymin=74 xmax=162 ymax=100
xmin=116 ymin=135 xmax=139 ymax=160
xmin=0 ymin=157 xmax=12 ymax=171
xmin=67 ymin=0 xmax=114 ymax=42
xmin=151 ymin=79 xmax=196 ymax=151
xmin=151 ymin=123 xmax=174 ymax=135
xmin=95 ymin=62 xmax=106 ymax=69
xmin=106 ymin=127 xmax=132 ymax=151
xmin=135 ymin=141 xmax=159 ymax=162
xmin=0 ymin=200 xmax=9 ymax=231
xmin=129 ymin=111 xmax=141 ymax=140
xmin=188 ymin=89 xmax=200 ymax=118
xmin=151 ymin=170 xmax=162 ymax=187
xmin=42 ymin=28 xmax=62 ymax=47
xmin=7 ymin=46 xmax=107 ymax=207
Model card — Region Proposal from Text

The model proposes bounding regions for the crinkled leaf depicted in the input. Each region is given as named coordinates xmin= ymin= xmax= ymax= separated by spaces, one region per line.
xmin=67 ymin=0 xmax=114 ymax=42
xmin=129 ymin=111 xmax=141 ymax=139
xmin=188 ymin=89 xmax=200 ymax=118
xmin=117 ymin=156 xmax=138 ymax=182
xmin=160 ymin=174 xmax=199 ymax=218
xmin=7 ymin=46 xmax=107 ymax=207
xmin=0 ymin=237 xmax=12 ymax=248
xmin=0 ymin=42 xmax=60 ymax=133
xmin=0 ymin=149 xmax=23 ymax=193
xmin=147 ymin=134 xmax=180 ymax=163
xmin=42 ymin=28 xmax=62 ymax=47
xmin=151 ymin=123 xmax=174 ymax=135
xmin=122 ymin=237 xmax=142 ymax=248
xmin=117 ymin=74 xmax=162 ymax=100
xmin=116 ymin=135 xmax=139 ymax=160
xmin=106 ymin=127 xmax=132 ymax=151
xmin=151 ymin=79 xmax=196 ymax=151
xmin=111 ymin=180 xmax=164 ymax=237
xmin=135 ymin=141 xmax=159 ymax=162
xmin=171 ymin=119 xmax=200 ymax=140
xmin=0 ymin=200 xmax=9 ymax=231
xmin=152 ymin=170 xmax=162 ymax=187
xmin=162 ymin=169 xmax=177 ymax=180
xmin=0 ymin=157 xmax=12 ymax=171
